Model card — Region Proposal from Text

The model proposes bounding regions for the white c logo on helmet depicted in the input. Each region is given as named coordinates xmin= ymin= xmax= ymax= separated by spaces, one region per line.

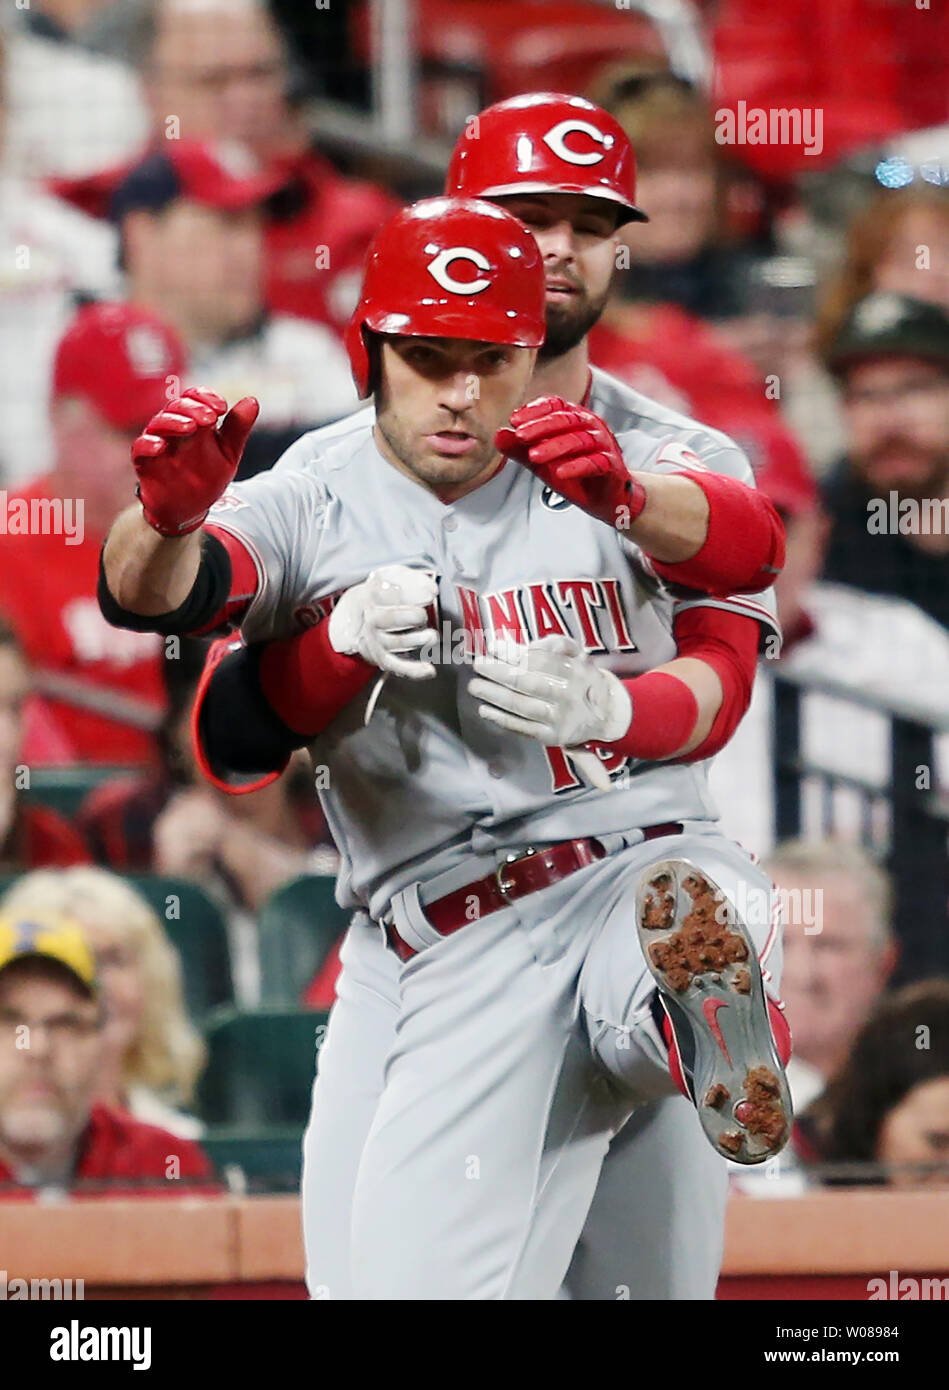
xmin=542 ymin=119 xmax=608 ymax=166
xmin=427 ymin=247 xmax=492 ymax=295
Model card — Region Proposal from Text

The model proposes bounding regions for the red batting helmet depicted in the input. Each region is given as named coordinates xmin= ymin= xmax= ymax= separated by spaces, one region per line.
xmin=446 ymin=93 xmax=648 ymax=226
xmin=345 ymin=196 xmax=546 ymax=398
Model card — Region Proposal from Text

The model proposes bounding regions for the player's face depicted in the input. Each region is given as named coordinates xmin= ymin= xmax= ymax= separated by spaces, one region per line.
xmin=776 ymin=870 xmax=891 ymax=1076
xmin=494 ymin=193 xmax=620 ymax=358
xmin=843 ymin=357 xmax=949 ymax=499
xmin=375 ymin=337 xmax=536 ymax=495
xmin=0 ymin=969 xmax=103 ymax=1158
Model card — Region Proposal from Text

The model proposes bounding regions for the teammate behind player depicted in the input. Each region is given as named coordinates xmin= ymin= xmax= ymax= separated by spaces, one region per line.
xmin=98 ymin=192 xmax=791 ymax=1299
xmin=185 ymin=98 xmax=790 ymax=1300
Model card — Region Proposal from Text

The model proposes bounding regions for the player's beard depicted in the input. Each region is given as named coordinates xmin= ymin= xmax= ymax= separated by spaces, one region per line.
xmin=538 ymin=282 xmax=612 ymax=360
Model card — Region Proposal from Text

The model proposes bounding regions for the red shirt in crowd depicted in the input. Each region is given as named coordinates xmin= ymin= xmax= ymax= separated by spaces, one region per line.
xmin=0 ymin=803 xmax=89 ymax=871
xmin=0 ymin=1103 xmax=218 ymax=1198
xmin=0 ymin=477 xmax=165 ymax=766
xmin=263 ymin=148 xmax=401 ymax=335
xmin=589 ymin=305 xmax=811 ymax=487
xmin=49 ymin=146 xmax=400 ymax=339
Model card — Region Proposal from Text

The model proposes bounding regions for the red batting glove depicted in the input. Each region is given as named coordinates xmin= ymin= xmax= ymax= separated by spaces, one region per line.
xmin=496 ymin=396 xmax=646 ymax=530
xmin=132 ymin=387 xmax=260 ymax=537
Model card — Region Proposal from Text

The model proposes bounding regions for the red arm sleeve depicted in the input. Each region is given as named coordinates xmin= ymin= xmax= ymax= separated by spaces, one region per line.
xmin=670 ymin=606 xmax=760 ymax=762
xmin=602 ymin=607 xmax=761 ymax=761
xmin=257 ymin=619 xmax=376 ymax=736
xmin=648 ymin=470 xmax=786 ymax=597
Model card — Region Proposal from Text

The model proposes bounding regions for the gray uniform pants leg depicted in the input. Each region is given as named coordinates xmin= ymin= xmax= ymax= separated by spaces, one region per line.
xmin=563 ymin=1097 xmax=728 ymax=1301
xmin=348 ymin=895 xmax=629 ymax=1300
xmin=301 ymin=914 xmax=401 ymax=1300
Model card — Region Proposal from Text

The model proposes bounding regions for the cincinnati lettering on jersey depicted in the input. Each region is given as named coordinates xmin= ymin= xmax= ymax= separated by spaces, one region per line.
xmin=457 ymin=577 xmax=637 ymax=658
xmin=292 ymin=576 xmax=638 ymax=794
xmin=295 ymin=576 xmax=637 ymax=662
xmin=458 ymin=577 xmax=637 ymax=793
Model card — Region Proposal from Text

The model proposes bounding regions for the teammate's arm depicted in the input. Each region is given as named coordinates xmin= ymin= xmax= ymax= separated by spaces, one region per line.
xmin=497 ymin=397 xmax=785 ymax=596
xmin=192 ymin=566 xmax=438 ymax=791
xmin=612 ymin=606 xmax=759 ymax=761
xmin=471 ymin=607 xmax=759 ymax=764
xmin=99 ymin=389 xmax=259 ymax=630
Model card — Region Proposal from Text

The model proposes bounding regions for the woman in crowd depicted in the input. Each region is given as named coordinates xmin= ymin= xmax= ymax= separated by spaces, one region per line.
xmin=0 ymin=866 xmax=205 ymax=1138
xmin=800 ymin=979 xmax=949 ymax=1186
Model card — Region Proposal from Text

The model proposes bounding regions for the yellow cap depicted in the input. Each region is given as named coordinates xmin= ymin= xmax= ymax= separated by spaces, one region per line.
xmin=0 ymin=913 xmax=97 ymax=994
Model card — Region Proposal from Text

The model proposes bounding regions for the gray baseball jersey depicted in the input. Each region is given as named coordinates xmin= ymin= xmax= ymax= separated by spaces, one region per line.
xmin=207 ymin=365 xmax=780 ymax=1299
xmin=206 ymin=365 xmax=779 ymax=920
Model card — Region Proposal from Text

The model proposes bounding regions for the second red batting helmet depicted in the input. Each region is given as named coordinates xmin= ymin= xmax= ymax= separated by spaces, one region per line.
xmin=446 ymin=92 xmax=648 ymax=225
xmin=345 ymin=196 xmax=546 ymax=398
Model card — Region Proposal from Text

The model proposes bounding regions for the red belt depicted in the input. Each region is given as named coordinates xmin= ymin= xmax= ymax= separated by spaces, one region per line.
xmin=384 ymin=822 xmax=684 ymax=963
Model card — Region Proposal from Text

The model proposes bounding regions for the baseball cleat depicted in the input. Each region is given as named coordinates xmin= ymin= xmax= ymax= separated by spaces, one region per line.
xmin=636 ymin=859 xmax=793 ymax=1165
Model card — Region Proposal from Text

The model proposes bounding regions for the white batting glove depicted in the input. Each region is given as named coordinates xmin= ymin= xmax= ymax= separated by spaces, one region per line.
xmin=328 ymin=565 xmax=438 ymax=681
xmin=469 ymin=635 xmax=632 ymax=789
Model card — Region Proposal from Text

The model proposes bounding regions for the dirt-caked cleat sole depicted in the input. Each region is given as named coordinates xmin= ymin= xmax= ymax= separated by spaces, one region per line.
xmin=636 ymin=858 xmax=793 ymax=1165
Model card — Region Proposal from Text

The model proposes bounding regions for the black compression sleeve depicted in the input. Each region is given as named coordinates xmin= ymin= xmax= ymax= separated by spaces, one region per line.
xmin=198 ymin=643 xmax=307 ymax=777
xmin=97 ymin=532 xmax=233 ymax=636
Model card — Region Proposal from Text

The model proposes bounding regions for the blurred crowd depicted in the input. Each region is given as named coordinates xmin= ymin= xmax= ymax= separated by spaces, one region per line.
xmin=0 ymin=0 xmax=947 ymax=1199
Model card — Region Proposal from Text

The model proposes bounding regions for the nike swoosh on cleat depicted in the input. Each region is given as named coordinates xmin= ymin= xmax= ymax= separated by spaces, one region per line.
xmin=702 ymin=997 xmax=732 ymax=1063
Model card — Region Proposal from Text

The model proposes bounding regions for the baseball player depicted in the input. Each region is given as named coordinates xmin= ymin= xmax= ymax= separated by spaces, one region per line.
xmin=99 ymin=187 xmax=790 ymax=1298
xmin=194 ymin=95 xmax=787 ymax=1301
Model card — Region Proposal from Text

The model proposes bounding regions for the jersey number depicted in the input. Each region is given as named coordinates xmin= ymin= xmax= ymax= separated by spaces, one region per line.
xmin=544 ymin=745 xmax=629 ymax=792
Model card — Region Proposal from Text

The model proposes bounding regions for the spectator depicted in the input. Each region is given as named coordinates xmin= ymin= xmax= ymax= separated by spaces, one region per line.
xmin=0 ymin=7 xmax=147 ymax=179
xmin=112 ymin=140 xmax=358 ymax=476
xmin=589 ymin=70 xmax=813 ymax=490
xmin=0 ymin=28 xmax=122 ymax=486
xmin=821 ymin=292 xmax=949 ymax=630
xmin=0 ymin=912 xmax=214 ymax=1195
xmin=591 ymin=67 xmax=756 ymax=321
xmin=817 ymin=187 xmax=949 ymax=355
xmin=789 ymin=187 xmax=949 ymax=469
xmin=1 ymin=868 xmax=205 ymax=1138
xmin=80 ymin=639 xmax=336 ymax=907
xmin=0 ymin=302 xmax=183 ymax=766
xmin=145 ymin=0 xmax=401 ymax=331
xmin=765 ymin=840 xmax=898 ymax=1112
xmin=805 ymin=980 xmax=949 ymax=1187
xmin=709 ymin=425 xmax=949 ymax=858
xmin=0 ymin=621 xmax=89 ymax=868
xmin=51 ymin=0 xmax=401 ymax=336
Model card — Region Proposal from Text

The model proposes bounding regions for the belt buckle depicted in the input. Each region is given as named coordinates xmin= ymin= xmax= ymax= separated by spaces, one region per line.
xmin=495 ymin=846 xmax=537 ymax=902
